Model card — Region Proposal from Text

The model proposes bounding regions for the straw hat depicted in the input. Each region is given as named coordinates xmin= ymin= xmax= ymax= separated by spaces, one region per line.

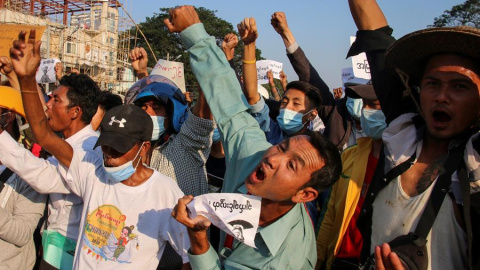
xmin=385 ymin=26 xmax=480 ymax=85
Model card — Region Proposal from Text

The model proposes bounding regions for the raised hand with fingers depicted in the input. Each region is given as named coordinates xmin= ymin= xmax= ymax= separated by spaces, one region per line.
xmin=222 ymin=33 xmax=238 ymax=61
xmin=129 ymin=47 xmax=148 ymax=73
xmin=9 ymin=30 xmax=41 ymax=79
xmin=163 ymin=5 xmax=200 ymax=33
xmin=279 ymin=70 xmax=287 ymax=91
xmin=270 ymin=12 xmax=295 ymax=47
xmin=237 ymin=17 xmax=258 ymax=46
xmin=0 ymin=56 xmax=14 ymax=75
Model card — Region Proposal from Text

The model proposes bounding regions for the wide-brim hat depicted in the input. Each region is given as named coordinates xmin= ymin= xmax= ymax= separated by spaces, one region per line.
xmin=0 ymin=86 xmax=25 ymax=118
xmin=345 ymin=84 xmax=377 ymax=100
xmin=385 ymin=26 xmax=480 ymax=85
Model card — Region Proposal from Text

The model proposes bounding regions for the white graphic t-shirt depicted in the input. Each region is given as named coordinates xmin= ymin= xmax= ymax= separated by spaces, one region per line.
xmin=65 ymin=150 xmax=189 ymax=269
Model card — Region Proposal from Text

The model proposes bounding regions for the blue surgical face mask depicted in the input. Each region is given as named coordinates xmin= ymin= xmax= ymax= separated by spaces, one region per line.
xmin=212 ymin=128 xmax=221 ymax=144
xmin=346 ymin=97 xmax=363 ymax=120
xmin=151 ymin=116 xmax=166 ymax=141
xmin=276 ymin=108 xmax=312 ymax=135
xmin=104 ymin=142 xmax=144 ymax=182
xmin=360 ymin=108 xmax=386 ymax=140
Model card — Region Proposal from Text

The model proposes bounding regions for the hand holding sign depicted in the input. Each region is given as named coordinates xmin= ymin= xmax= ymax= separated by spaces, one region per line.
xmin=186 ymin=193 xmax=261 ymax=248
xmin=172 ymin=195 xmax=211 ymax=232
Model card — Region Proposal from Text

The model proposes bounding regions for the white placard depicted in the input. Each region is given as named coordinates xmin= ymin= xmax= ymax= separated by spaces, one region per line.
xmin=256 ymin=60 xmax=283 ymax=84
xmin=187 ymin=193 xmax=261 ymax=248
xmin=350 ymin=37 xmax=371 ymax=80
xmin=36 ymin=58 xmax=60 ymax=84
xmin=151 ymin=59 xmax=186 ymax=93
xmin=342 ymin=67 xmax=354 ymax=85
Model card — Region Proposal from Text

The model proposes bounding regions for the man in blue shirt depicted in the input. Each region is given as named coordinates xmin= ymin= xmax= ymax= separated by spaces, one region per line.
xmin=165 ymin=6 xmax=342 ymax=270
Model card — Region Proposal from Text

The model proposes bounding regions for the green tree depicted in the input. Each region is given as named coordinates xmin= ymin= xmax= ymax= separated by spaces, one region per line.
xmin=430 ymin=0 xmax=480 ymax=28
xmin=132 ymin=7 xmax=263 ymax=89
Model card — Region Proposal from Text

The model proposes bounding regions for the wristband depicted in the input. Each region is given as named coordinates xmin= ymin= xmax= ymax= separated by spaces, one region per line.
xmin=242 ymin=60 xmax=256 ymax=64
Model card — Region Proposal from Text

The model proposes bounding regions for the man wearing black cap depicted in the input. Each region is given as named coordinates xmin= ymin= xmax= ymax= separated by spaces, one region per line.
xmin=4 ymin=31 xmax=191 ymax=269
xmin=316 ymin=83 xmax=385 ymax=270
xmin=348 ymin=0 xmax=480 ymax=269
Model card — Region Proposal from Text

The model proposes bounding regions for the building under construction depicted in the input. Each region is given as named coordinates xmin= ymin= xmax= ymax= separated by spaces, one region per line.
xmin=0 ymin=0 xmax=138 ymax=95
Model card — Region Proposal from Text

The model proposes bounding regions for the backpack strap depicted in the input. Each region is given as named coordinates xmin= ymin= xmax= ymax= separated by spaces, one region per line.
xmin=412 ymin=142 xmax=466 ymax=246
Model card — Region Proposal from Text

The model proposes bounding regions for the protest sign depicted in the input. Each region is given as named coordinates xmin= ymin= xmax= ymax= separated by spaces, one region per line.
xmin=0 ymin=24 xmax=46 ymax=59
xmin=151 ymin=59 xmax=186 ymax=93
xmin=256 ymin=60 xmax=283 ymax=84
xmin=342 ymin=67 xmax=354 ymax=85
xmin=187 ymin=193 xmax=261 ymax=248
xmin=36 ymin=58 xmax=61 ymax=84
xmin=350 ymin=37 xmax=371 ymax=80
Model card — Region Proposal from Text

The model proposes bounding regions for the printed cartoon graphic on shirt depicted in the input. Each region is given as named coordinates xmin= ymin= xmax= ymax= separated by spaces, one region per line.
xmin=83 ymin=205 xmax=140 ymax=263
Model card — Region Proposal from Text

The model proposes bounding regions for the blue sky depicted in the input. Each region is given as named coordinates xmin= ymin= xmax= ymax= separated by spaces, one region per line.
xmin=127 ymin=0 xmax=465 ymax=89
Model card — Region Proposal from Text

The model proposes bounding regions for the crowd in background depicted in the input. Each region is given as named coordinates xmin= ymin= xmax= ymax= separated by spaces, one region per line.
xmin=0 ymin=1 xmax=479 ymax=270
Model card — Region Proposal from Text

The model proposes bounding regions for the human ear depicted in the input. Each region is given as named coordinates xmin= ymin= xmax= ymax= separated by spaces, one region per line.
xmin=291 ymin=187 xmax=318 ymax=203
xmin=308 ymin=110 xmax=318 ymax=121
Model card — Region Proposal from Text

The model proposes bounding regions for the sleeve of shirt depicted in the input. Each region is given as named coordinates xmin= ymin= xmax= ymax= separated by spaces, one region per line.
xmin=249 ymin=96 xmax=271 ymax=132
xmin=346 ymin=26 xmax=412 ymax=124
xmin=0 ymin=131 xmax=72 ymax=194
xmin=175 ymin=110 xmax=215 ymax=165
xmin=180 ymin=23 xmax=271 ymax=193
xmin=0 ymin=177 xmax=47 ymax=247
xmin=64 ymin=150 xmax=100 ymax=198
xmin=286 ymin=46 xmax=334 ymax=113
xmin=187 ymin=245 xmax=221 ymax=270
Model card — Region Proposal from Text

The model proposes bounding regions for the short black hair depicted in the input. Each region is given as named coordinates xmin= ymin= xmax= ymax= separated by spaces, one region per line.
xmin=285 ymin=81 xmax=322 ymax=111
xmin=97 ymin=91 xmax=123 ymax=112
xmin=301 ymin=130 xmax=342 ymax=194
xmin=59 ymin=73 xmax=101 ymax=124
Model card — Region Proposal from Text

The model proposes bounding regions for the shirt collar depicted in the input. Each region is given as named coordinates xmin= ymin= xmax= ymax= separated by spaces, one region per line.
xmin=65 ymin=124 xmax=98 ymax=145
xmin=258 ymin=203 xmax=303 ymax=257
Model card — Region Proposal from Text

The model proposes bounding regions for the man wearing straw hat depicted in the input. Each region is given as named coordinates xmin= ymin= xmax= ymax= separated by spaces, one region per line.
xmin=347 ymin=0 xmax=480 ymax=269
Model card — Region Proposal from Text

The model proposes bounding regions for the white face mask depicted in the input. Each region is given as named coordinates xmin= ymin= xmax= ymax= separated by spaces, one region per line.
xmin=104 ymin=142 xmax=144 ymax=182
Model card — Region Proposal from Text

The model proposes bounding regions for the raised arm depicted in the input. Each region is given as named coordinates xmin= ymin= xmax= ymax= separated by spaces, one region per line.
xmin=221 ymin=33 xmax=238 ymax=62
xmin=129 ymin=47 xmax=149 ymax=80
xmin=348 ymin=0 xmax=387 ymax=30
xmin=271 ymin=12 xmax=332 ymax=106
xmin=238 ymin=17 xmax=259 ymax=105
xmin=347 ymin=0 xmax=400 ymax=122
xmin=10 ymin=30 xmax=73 ymax=168
xmin=0 ymin=56 xmax=20 ymax=90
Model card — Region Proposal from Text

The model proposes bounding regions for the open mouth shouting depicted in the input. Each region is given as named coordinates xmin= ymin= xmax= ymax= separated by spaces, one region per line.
xmin=431 ymin=109 xmax=452 ymax=129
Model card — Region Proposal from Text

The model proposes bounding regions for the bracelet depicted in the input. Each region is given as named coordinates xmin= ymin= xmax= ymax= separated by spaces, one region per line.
xmin=242 ymin=60 xmax=256 ymax=64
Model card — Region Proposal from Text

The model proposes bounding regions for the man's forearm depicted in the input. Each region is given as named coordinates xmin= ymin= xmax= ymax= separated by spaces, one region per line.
xmin=242 ymin=43 xmax=259 ymax=105
xmin=348 ymin=0 xmax=388 ymax=30
xmin=187 ymin=229 xmax=210 ymax=255
xmin=19 ymin=77 xmax=52 ymax=144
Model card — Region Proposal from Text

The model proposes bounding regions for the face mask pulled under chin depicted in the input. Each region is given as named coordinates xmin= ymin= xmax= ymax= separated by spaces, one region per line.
xmin=276 ymin=108 xmax=312 ymax=135
xmin=151 ymin=116 xmax=166 ymax=141
xmin=104 ymin=142 xmax=144 ymax=182
xmin=360 ymin=108 xmax=386 ymax=140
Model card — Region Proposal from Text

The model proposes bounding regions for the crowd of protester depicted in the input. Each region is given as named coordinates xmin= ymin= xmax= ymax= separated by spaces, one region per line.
xmin=0 ymin=1 xmax=479 ymax=270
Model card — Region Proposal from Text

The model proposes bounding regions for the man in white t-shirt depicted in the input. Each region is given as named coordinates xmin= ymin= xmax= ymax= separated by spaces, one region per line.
xmin=3 ymin=30 xmax=191 ymax=270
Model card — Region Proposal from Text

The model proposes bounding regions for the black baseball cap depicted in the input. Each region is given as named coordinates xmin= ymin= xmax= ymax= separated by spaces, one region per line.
xmin=94 ymin=104 xmax=153 ymax=153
